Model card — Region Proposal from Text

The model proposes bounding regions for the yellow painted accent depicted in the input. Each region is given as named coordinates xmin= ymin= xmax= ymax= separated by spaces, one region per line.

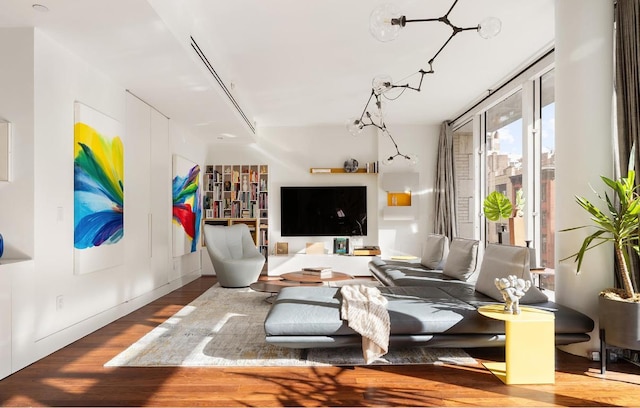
xmin=478 ymin=304 xmax=555 ymax=385
xmin=387 ymin=192 xmax=411 ymax=206
xmin=74 ymin=122 xmax=124 ymax=189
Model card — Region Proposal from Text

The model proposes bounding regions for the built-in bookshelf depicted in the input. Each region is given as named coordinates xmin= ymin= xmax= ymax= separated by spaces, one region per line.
xmin=203 ymin=164 xmax=268 ymax=260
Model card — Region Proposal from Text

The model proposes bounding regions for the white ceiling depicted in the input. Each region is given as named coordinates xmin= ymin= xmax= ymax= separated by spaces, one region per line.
xmin=0 ymin=0 xmax=555 ymax=144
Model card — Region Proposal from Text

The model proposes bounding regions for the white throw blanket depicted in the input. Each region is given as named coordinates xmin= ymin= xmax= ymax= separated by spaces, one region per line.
xmin=340 ymin=285 xmax=390 ymax=364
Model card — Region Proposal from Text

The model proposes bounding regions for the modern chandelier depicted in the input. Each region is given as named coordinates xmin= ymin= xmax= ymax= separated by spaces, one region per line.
xmin=347 ymin=87 xmax=419 ymax=165
xmin=347 ymin=0 xmax=501 ymax=165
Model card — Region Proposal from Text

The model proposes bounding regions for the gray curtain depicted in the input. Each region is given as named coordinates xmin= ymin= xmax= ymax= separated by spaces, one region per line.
xmin=615 ymin=0 xmax=640 ymax=290
xmin=433 ymin=121 xmax=457 ymax=239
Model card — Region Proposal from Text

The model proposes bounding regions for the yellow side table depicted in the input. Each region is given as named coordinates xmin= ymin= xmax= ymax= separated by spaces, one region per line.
xmin=478 ymin=304 xmax=555 ymax=385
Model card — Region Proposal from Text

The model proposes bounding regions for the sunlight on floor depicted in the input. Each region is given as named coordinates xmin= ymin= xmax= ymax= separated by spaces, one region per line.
xmin=42 ymin=377 xmax=100 ymax=394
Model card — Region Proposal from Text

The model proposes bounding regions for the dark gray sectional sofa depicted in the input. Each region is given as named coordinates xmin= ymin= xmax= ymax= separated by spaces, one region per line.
xmin=263 ymin=237 xmax=594 ymax=350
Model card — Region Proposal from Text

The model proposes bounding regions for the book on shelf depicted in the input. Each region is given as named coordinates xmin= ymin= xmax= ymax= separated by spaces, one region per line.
xmin=353 ymin=245 xmax=381 ymax=256
xmin=302 ymin=266 xmax=332 ymax=278
xmin=365 ymin=161 xmax=379 ymax=173
xmin=205 ymin=175 xmax=214 ymax=191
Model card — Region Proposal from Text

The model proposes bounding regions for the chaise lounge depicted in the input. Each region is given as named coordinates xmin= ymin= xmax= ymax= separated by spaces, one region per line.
xmin=263 ymin=238 xmax=594 ymax=350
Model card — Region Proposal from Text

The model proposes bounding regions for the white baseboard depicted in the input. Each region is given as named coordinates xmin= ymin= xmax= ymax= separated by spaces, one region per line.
xmin=8 ymin=271 xmax=201 ymax=378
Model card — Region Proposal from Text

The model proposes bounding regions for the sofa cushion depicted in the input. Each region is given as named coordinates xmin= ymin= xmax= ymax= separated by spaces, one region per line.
xmin=384 ymin=268 xmax=475 ymax=288
xmin=369 ymin=258 xmax=476 ymax=288
xmin=265 ymin=286 xmax=505 ymax=337
xmin=442 ymin=238 xmax=480 ymax=281
xmin=474 ymin=244 xmax=548 ymax=304
xmin=420 ymin=234 xmax=449 ymax=269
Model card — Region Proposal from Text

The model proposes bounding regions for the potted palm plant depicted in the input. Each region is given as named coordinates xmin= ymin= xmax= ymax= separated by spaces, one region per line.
xmin=561 ymin=169 xmax=640 ymax=355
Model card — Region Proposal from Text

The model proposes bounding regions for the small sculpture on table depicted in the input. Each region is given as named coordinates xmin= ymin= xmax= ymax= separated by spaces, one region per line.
xmin=494 ymin=275 xmax=532 ymax=314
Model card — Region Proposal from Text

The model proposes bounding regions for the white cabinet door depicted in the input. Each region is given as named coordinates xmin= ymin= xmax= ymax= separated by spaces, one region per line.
xmin=0 ymin=264 xmax=11 ymax=379
xmin=124 ymin=94 xmax=152 ymax=294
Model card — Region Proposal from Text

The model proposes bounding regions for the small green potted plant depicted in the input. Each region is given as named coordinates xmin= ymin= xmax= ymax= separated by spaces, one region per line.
xmin=483 ymin=191 xmax=513 ymax=244
xmin=561 ymin=169 xmax=640 ymax=355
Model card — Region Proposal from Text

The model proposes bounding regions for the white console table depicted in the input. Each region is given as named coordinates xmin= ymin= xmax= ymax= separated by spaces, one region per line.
xmin=268 ymin=254 xmax=373 ymax=277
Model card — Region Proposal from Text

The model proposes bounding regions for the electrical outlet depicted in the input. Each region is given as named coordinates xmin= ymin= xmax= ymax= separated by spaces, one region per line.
xmin=56 ymin=295 xmax=64 ymax=310
xmin=589 ymin=350 xmax=600 ymax=361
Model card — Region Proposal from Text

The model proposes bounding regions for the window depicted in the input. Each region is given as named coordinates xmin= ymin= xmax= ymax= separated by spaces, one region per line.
xmin=452 ymin=121 xmax=475 ymax=239
xmin=451 ymin=52 xmax=555 ymax=292
xmin=485 ymin=90 xmax=523 ymax=244
xmin=539 ymin=69 xmax=555 ymax=290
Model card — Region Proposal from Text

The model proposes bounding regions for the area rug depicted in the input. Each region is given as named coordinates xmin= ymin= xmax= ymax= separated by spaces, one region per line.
xmin=105 ymin=283 xmax=477 ymax=368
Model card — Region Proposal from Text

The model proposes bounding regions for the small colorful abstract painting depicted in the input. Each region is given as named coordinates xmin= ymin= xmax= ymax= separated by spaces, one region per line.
xmin=73 ymin=102 xmax=124 ymax=275
xmin=172 ymin=155 xmax=201 ymax=256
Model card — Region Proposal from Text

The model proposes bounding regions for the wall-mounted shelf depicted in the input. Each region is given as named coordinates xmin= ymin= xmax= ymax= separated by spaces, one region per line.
xmin=381 ymin=172 xmax=419 ymax=220
xmin=310 ymin=168 xmax=378 ymax=174
xmin=387 ymin=192 xmax=411 ymax=206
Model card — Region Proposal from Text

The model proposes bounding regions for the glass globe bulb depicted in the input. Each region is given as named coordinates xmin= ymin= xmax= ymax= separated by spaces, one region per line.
xmin=382 ymin=156 xmax=394 ymax=166
xmin=370 ymin=101 xmax=385 ymax=120
xmin=369 ymin=4 xmax=403 ymax=42
xmin=406 ymin=154 xmax=419 ymax=165
xmin=372 ymin=74 xmax=393 ymax=95
xmin=346 ymin=118 xmax=364 ymax=136
xmin=478 ymin=17 xmax=502 ymax=39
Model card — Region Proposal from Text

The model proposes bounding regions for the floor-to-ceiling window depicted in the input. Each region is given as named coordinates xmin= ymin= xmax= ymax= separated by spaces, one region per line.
xmin=539 ymin=69 xmax=555 ymax=290
xmin=485 ymin=90 xmax=523 ymax=244
xmin=451 ymin=51 xmax=555 ymax=292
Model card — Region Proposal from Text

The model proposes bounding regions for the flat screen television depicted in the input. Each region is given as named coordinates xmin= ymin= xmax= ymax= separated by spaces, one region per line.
xmin=280 ymin=186 xmax=367 ymax=236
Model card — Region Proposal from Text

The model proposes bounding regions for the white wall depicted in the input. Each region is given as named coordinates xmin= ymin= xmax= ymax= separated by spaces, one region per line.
xmin=555 ymin=0 xmax=614 ymax=357
xmin=377 ymin=124 xmax=440 ymax=257
xmin=0 ymin=28 xmax=206 ymax=378
xmin=0 ymin=28 xmax=35 ymax=260
xmin=204 ymin=123 xmax=439 ymax=271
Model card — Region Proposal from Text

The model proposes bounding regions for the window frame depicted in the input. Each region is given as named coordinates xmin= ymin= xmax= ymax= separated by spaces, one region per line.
xmin=450 ymin=52 xmax=555 ymax=274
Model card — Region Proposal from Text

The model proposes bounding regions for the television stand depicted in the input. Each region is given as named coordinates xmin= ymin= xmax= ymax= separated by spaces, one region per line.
xmin=267 ymin=253 xmax=373 ymax=277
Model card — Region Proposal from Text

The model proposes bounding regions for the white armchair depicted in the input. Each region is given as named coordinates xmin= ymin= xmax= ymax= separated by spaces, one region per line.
xmin=203 ymin=223 xmax=265 ymax=288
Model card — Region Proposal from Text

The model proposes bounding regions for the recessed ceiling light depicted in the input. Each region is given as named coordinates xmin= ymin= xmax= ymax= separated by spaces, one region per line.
xmin=219 ymin=133 xmax=237 ymax=139
xmin=32 ymin=4 xmax=49 ymax=12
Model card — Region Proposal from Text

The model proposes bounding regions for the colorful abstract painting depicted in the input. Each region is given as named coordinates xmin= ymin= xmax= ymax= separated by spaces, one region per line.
xmin=172 ymin=155 xmax=201 ymax=256
xmin=73 ymin=102 xmax=124 ymax=275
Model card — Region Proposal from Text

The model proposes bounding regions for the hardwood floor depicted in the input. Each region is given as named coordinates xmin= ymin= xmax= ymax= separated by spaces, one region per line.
xmin=1 ymin=276 xmax=639 ymax=407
